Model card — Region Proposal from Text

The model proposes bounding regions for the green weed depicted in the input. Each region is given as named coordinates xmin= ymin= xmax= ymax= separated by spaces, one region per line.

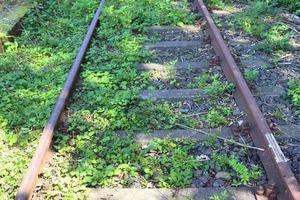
xmin=244 ymin=69 xmax=259 ymax=83
xmin=196 ymin=73 xmax=235 ymax=96
xmin=209 ymin=190 xmax=229 ymax=200
xmin=202 ymin=134 xmax=218 ymax=148
xmin=204 ymin=0 xmax=235 ymax=10
xmin=41 ymin=0 xmax=196 ymax=197
xmin=206 ymin=106 xmax=233 ymax=127
xmin=59 ymin=135 xmax=200 ymax=188
xmin=0 ymin=0 xmax=100 ymax=198
xmin=288 ymin=79 xmax=300 ymax=116
xmin=212 ymin=154 xmax=262 ymax=186
xmin=274 ymin=0 xmax=300 ymax=16
xmin=273 ymin=109 xmax=287 ymax=121
xmin=234 ymin=1 xmax=291 ymax=53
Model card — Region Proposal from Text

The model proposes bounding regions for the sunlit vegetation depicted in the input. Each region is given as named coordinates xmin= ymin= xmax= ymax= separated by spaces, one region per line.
xmin=0 ymin=0 xmax=265 ymax=199
xmin=204 ymin=0 xmax=235 ymax=10
xmin=209 ymin=190 xmax=229 ymax=200
xmin=288 ymin=79 xmax=300 ymax=116
xmin=212 ymin=154 xmax=262 ymax=186
xmin=206 ymin=0 xmax=295 ymax=53
xmin=205 ymin=106 xmax=233 ymax=127
xmin=47 ymin=0 xmax=200 ymax=197
xmin=233 ymin=1 xmax=291 ymax=53
xmin=1 ymin=0 xmax=199 ymax=198
xmin=189 ymin=72 xmax=235 ymax=96
xmin=0 ymin=0 xmax=100 ymax=198
xmin=274 ymin=0 xmax=300 ymax=16
xmin=244 ymin=68 xmax=259 ymax=83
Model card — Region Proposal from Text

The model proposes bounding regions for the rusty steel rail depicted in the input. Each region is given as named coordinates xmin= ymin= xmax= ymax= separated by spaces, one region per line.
xmin=193 ymin=0 xmax=300 ymax=199
xmin=15 ymin=1 xmax=106 ymax=199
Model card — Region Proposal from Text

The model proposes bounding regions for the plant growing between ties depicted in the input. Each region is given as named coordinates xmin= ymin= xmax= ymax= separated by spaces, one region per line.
xmin=195 ymin=72 xmax=235 ymax=96
xmin=209 ymin=190 xmax=229 ymax=200
xmin=205 ymin=106 xmax=233 ymax=127
xmin=212 ymin=154 xmax=262 ymax=186
xmin=288 ymin=79 xmax=300 ymax=116
xmin=234 ymin=1 xmax=291 ymax=53
xmin=0 ymin=0 xmax=101 ymax=198
xmin=244 ymin=68 xmax=259 ymax=83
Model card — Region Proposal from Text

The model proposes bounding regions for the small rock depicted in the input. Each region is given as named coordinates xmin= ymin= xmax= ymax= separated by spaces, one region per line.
xmin=296 ymin=165 xmax=300 ymax=172
xmin=292 ymin=162 xmax=298 ymax=168
xmin=199 ymin=175 xmax=210 ymax=186
xmin=237 ymin=120 xmax=244 ymax=126
xmin=180 ymin=108 xmax=189 ymax=114
xmin=212 ymin=179 xmax=224 ymax=187
xmin=145 ymin=152 xmax=156 ymax=157
xmin=213 ymin=164 xmax=222 ymax=172
xmin=132 ymin=182 xmax=142 ymax=188
xmin=203 ymin=147 xmax=213 ymax=155
xmin=194 ymin=170 xmax=204 ymax=178
xmin=192 ymin=179 xmax=201 ymax=187
xmin=219 ymin=150 xmax=226 ymax=155
xmin=292 ymin=147 xmax=300 ymax=154
xmin=215 ymin=171 xmax=231 ymax=181
xmin=287 ymin=146 xmax=294 ymax=155
xmin=288 ymin=116 xmax=296 ymax=123
xmin=293 ymin=157 xmax=298 ymax=162
xmin=251 ymin=154 xmax=259 ymax=161
xmin=233 ymin=109 xmax=240 ymax=116
xmin=196 ymin=154 xmax=210 ymax=161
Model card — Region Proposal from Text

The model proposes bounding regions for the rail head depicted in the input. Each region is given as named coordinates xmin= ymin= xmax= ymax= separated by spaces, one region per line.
xmin=15 ymin=1 xmax=106 ymax=199
xmin=193 ymin=0 xmax=300 ymax=199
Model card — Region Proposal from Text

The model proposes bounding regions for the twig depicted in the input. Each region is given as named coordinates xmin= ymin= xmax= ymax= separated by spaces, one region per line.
xmin=239 ymin=134 xmax=246 ymax=144
xmin=253 ymin=93 xmax=280 ymax=97
xmin=176 ymin=123 xmax=265 ymax=151
xmin=193 ymin=102 xmax=202 ymax=110
xmin=184 ymin=111 xmax=207 ymax=117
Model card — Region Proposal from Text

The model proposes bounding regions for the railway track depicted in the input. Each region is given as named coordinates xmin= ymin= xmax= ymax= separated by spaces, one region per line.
xmin=13 ymin=0 xmax=300 ymax=199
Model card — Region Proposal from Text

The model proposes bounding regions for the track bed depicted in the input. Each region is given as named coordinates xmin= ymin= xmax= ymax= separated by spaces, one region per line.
xmin=10 ymin=0 xmax=300 ymax=200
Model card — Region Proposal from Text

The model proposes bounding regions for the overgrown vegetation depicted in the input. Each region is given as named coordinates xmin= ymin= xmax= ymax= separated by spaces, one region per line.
xmin=212 ymin=154 xmax=262 ymax=186
xmin=234 ymin=1 xmax=291 ymax=53
xmin=57 ymin=137 xmax=201 ymax=188
xmin=274 ymin=0 xmax=300 ymax=16
xmin=195 ymin=72 xmax=235 ymax=96
xmin=204 ymin=0 xmax=235 ymax=10
xmin=0 ymin=0 xmax=264 ymax=198
xmin=288 ymin=79 xmax=300 ymax=116
xmin=0 ymin=0 xmax=195 ymax=196
xmin=244 ymin=68 xmax=259 ymax=83
xmin=205 ymin=106 xmax=233 ymax=127
xmin=0 ymin=0 xmax=100 ymax=198
xmin=209 ymin=190 xmax=229 ymax=200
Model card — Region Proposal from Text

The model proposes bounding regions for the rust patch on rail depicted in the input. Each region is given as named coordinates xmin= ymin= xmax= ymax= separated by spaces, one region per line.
xmin=193 ymin=0 xmax=300 ymax=200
